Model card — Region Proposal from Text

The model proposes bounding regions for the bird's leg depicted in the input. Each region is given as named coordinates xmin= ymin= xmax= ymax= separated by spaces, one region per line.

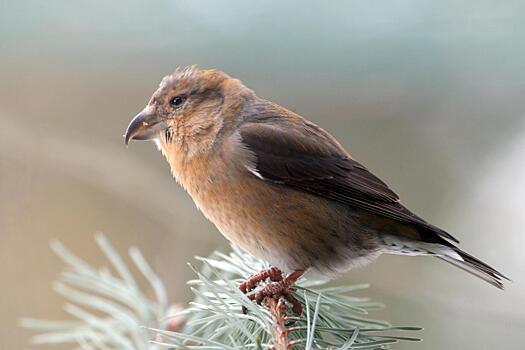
xmin=247 ymin=269 xmax=305 ymax=315
xmin=239 ymin=266 xmax=284 ymax=293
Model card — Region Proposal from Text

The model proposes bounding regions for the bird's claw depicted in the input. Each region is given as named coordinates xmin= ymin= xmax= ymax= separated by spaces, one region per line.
xmin=239 ymin=266 xmax=283 ymax=293
xmin=240 ymin=268 xmax=304 ymax=315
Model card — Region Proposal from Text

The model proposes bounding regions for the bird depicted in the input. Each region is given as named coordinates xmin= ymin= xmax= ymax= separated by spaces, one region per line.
xmin=124 ymin=66 xmax=507 ymax=313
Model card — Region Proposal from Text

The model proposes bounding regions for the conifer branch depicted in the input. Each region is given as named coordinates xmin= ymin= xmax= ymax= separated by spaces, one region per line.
xmin=21 ymin=234 xmax=422 ymax=349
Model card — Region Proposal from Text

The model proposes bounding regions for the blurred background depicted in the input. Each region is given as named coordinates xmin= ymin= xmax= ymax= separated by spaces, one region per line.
xmin=1 ymin=0 xmax=525 ymax=348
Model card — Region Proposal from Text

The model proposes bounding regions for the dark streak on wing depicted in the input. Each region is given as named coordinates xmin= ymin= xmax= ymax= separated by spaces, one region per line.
xmin=239 ymin=118 xmax=459 ymax=244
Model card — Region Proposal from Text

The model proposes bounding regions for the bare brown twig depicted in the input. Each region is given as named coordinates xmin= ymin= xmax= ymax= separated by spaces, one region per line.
xmin=264 ymin=297 xmax=294 ymax=350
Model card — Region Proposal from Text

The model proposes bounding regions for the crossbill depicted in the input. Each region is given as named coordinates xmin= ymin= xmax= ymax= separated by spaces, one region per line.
xmin=125 ymin=66 xmax=507 ymax=312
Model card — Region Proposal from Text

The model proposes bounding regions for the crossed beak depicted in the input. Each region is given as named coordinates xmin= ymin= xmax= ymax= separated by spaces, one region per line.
xmin=124 ymin=107 xmax=167 ymax=145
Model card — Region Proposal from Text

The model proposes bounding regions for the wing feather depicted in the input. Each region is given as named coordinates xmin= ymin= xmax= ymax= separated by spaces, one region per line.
xmin=239 ymin=119 xmax=459 ymax=243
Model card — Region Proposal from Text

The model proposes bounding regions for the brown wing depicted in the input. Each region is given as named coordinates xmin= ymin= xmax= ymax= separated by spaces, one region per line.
xmin=239 ymin=119 xmax=459 ymax=243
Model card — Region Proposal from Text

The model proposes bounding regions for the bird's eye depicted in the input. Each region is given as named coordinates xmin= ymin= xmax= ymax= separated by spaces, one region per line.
xmin=170 ymin=95 xmax=184 ymax=107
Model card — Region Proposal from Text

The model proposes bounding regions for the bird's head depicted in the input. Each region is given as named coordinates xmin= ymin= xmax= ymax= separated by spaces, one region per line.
xmin=124 ymin=66 xmax=252 ymax=159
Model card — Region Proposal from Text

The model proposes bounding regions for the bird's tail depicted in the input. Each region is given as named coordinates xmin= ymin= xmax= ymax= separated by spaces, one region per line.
xmin=437 ymin=248 xmax=509 ymax=289
xmin=382 ymin=234 xmax=509 ymax=289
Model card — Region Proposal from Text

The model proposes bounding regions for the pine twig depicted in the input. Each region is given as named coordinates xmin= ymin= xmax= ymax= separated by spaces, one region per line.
xmin=21 ymin=234 xmax=422 ymax=349
xmin=264 ymin=297 xmax=292 ymax=350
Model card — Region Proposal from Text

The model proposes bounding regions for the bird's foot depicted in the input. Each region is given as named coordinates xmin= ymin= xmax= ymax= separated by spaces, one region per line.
xmin=241 ymin=269 xmax=304 ymax=315
xmin=239 ymin=266 xmax=284 ymax=293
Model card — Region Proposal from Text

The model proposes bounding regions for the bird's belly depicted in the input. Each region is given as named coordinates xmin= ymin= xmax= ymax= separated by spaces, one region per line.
xmin=187 ymin=173 xmax=382 ymax=273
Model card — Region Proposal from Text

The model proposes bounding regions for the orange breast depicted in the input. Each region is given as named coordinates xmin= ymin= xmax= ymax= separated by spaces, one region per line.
xmin=176 ymin=149 xmax=367 ymax=271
